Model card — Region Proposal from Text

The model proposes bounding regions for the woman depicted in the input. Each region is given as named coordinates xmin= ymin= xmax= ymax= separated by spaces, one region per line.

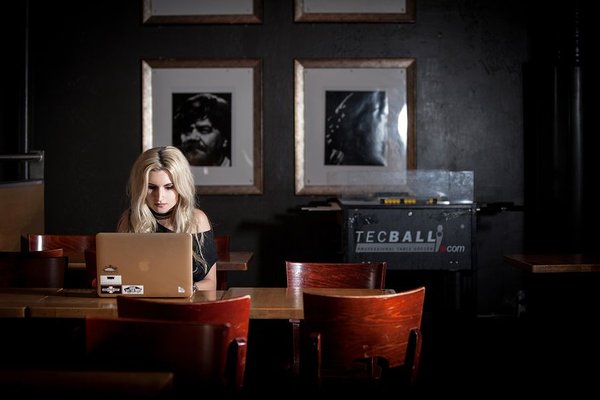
xmin=117 ymin=145 xmax=217 ymax=290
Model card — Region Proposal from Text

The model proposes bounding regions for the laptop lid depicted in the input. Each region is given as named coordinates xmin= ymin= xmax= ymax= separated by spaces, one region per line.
xmin=95 ymin=232 xmax=194 ymax=298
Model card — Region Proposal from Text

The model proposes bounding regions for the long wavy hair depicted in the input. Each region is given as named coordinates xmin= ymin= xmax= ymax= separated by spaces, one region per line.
xmin=117 ymin=146 xmax=207 ymax=270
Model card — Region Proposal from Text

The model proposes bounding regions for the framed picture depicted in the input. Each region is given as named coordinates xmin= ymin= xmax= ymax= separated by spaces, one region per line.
xmin=143 ymin=0 xmax=263 ymax=25
xmin=294 ymin=58 xmax=416 ymax=196
xmin=142 ymin=59 xmax=263 ymax=195
xmin=294 ymin=0 xmax=415 ymax=23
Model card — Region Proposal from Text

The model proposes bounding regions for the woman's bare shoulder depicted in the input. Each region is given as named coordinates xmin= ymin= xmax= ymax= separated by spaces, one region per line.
xmin=192 ymin=208 xmax=212 ymax=232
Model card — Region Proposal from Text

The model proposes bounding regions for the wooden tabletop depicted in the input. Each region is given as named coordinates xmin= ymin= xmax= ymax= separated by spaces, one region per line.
xmin=217 ymin=251 xmax=253 ymax=271
xmin=504 ymin=254 xmax=600 ymax=273
xmin=0 ymin=287 xmax=393 ymax=319
xmin=0 ymin=288 xmax=61 ymax=317
xmin=3 ymin=288 xmax=224 ymax=318
xmin=222 ymin=287 xmax=395 ymax=319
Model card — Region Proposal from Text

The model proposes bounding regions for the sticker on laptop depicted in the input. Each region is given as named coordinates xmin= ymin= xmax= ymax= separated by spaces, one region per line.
xmin=123 ymin=285 xmax=144 ymax=295
xmin=100 ymin=285 xmax=122 ymax=295
xmin=100 ymin=275 xmax=122 ymax=285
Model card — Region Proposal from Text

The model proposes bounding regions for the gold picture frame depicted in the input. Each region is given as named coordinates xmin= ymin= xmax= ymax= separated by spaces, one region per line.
xmin=294 ymin=58 xmax=416 ymax=195
xmin=142 ymin=58 xmax=263 ymax=195
xmin=143 ymin=0 xmax=263 ymax=25
xmin=294 ymin=0 xmax=415 ymax=23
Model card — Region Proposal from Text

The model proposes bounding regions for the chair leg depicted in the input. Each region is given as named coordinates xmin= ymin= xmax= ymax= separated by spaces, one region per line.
xmin=217 ymin=271 xmax=228 ymax=290
xmin=290 ymin=319 xmax=301 ymax=376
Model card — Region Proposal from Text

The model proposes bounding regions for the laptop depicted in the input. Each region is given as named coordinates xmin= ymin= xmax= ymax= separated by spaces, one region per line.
xmin=95 ymin=232 xmax=194 ymax=298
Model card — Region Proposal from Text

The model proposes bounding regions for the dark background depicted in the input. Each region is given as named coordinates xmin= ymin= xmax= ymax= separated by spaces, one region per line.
xmin=1 ymin=0 xmax=597 ymax=316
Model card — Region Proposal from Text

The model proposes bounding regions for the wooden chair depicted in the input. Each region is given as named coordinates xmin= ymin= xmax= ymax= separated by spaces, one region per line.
xmin=286 ymin=261 xmax=387 ymax=289
xmin=24 ymin=234 xmax=96 ymax=288
xmin=21 ymin=248 xmax=64 ymax=258
xmin=23 ymin=234 xmax=96 ymax=263
xmin=116 ymin=294 xmax=250 ymax=390
xmin=0 ymin=249 xmax=66 ymax=288
xmin=301 ymin=286 xmax=426 ymax=393
xmin=20 ymin=255 xmax=68 ymax=288
xmin=85 ymin=316 xmax=233 ymax=393
xmin=214 ymin=235 xmax=230 ymax=290
xmin=286 ymin=261 xmax=388 ymax=375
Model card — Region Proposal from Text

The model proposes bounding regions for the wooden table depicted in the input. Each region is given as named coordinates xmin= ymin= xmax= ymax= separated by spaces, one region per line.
xmin=217 ymin=251 xmax=253 ymax=272
xmin=215 ymin=251 xmax=253 ymax=290
xmin=0 ymin=287 xmax=392 ymax=320
xmin=504 ymin=254 xmax=600 ymax=320
xmin=222 ymin=287 xmax=395 ymax=319
xmin=0 ymin=288 xmax=224 ymax=318
xmin=0 ymin=288 xmax=61 ymax=317
xmin=0 ymin=286 xmax=397 ymax=381
xmin=504 ymin=254 xmax=600 ymax=273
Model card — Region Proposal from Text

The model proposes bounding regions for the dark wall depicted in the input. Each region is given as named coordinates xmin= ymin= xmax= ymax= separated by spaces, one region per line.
xmin=21 ymin=0 xmax=536 ymax=314
xmin=0 ymin=2 xmax=27 ymax=181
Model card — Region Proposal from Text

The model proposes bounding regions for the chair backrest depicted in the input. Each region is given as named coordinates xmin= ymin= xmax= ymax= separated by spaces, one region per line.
xmin=84 ymin=248 xmax=97 ymax=288
xmin=116 ymin=294 xmax=250 ymax=390
xmin=85 ymin=317 xmax=232 ymax=391
xmin=301 ymin=286 xmax=426 ymax=391
xmin=286 ymin=261 xmax=387 ymax=289
xmin=0 ymin=250 xmax=67 ymax=288
xmin=25 ymin=234 xmax=96 ymax=263
xmin=19 ymin=255 xmax=68 ymax=288
xmin=214 ymin=235 xmax=230 ymax=261
xmin=23 ymin=248 xmax=65 ymax=258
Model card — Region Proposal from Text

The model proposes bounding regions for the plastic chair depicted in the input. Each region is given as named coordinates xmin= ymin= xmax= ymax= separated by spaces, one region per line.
xmin=214 ymin=235 xmax=230 ymax=290
xmin=301 ymin=286 xmax=426 ymax=393
xmin=85 ymin=316 xmax=233 ymax=392
xmin=285 ymin=261 xmax=388 ymax=375
xmin=116 ymin=294 xmax=250 ymax=390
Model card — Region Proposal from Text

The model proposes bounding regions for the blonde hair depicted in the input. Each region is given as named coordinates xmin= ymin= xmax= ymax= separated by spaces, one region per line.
xmin=117 ymin=146 xmax=207 ymax=272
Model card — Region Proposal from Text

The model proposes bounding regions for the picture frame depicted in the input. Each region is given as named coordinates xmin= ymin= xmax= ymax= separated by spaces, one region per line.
xmin=142 ymin=59 xmax=263 ymax=195
xmin=294 ymin=0 xmax=415 ymax=23
xmin=143 ymin=0 xmax=263 ymax=25
xmin=294 ymin=58 xmax=416 ymax=196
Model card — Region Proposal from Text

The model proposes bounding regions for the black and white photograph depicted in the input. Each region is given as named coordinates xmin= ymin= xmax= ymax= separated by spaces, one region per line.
xmin=324 ymin=90 xmax=388 ymax=166
xmin=172 ymin=92 xmax=233 ymax=167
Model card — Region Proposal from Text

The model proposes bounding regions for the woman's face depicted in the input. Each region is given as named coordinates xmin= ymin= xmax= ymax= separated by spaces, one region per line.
xmin=146 ymin=170 xmax=178 ymax=214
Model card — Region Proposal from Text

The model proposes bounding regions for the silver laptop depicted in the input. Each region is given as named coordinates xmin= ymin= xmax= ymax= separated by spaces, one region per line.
xmin=95 ymin=232 xmax=194 ymax=298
